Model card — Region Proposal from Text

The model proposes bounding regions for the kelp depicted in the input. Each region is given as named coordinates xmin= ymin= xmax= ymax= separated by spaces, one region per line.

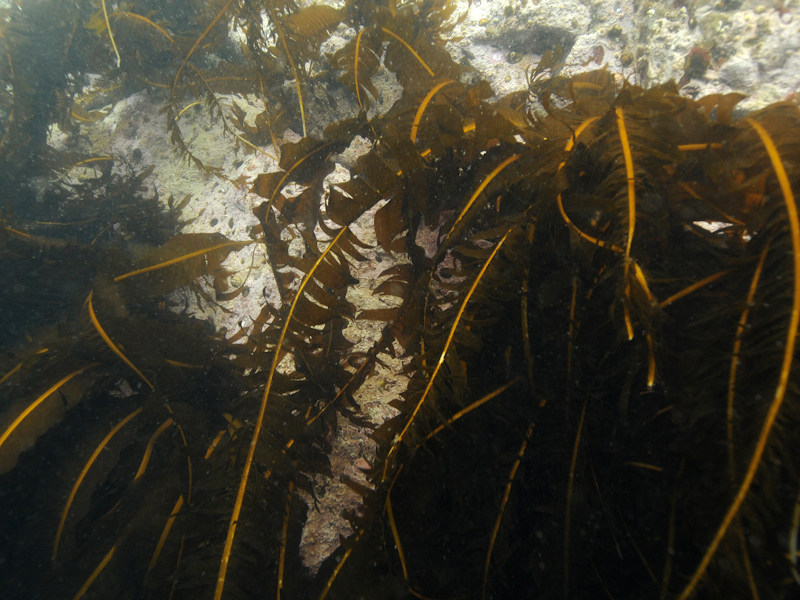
xmin=1 ymin=1 xmax=800 ymax=599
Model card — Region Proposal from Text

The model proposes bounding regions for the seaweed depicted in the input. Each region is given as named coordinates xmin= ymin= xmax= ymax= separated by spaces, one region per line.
xmin=1 ymin=1 xmax=800 ymax=599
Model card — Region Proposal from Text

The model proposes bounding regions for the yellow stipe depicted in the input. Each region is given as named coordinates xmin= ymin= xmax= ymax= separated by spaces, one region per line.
xmin=556 ymin=193 xmax=622 ymax=252
xmin=258 ymin=76 xmax=280 ymax=154
xmin=616 ymin=107 xmax=636 ymax=262
xmin=215 ymin=226 xmax=349 ymax=600
xmin=410 ymin=80 xmax=455 ymax=144
xmin=623 ymin=299 xmax=634 ymax=341
xmin=385 ymin=491 xmax=409 ymax=581
xmin=354 ymin=29 xmax=365 ymax=110
xmin=568 ymin=277 xmax=579 ymax=332
xmin=70 ymin=156 xmax=115 ymax=168
xmin=439 ymin=154 xmax=520 ymax=251
xmin=74 ymin=84 xmax=122 ymax=106
xmin=224 ymin=413 xmax=243 ymax=429
xmin=54 ymin=407 xmax=143 ymax=560
xmin=147 ymin=495 xmax=184 ymax=573
xmin=738 ymin=524 xmax=762 ymax=600
xmin=265 ymin=141 xmax=335 ymax=210
xmin=73 ymin=544 xmax=115 ymax=600
xmin=647 ymin=404 xmax=674 ymax=424
xmin=165 ymin=537 xmax=186 ymax=600
xmin=646 ymin=332 xmax=656 ymax=388
xmin=0 ymin=363 xmax=97 ymax=455
xmin=383 ymin=231 xmax=511 ymax=482
xmin=678 ymin=181 xmax=704 ymax=201
xmin=567 ymin=117 xmax=601 ymax=151
xmin=615 ymin=108 xmax=638 ymax=343
xmin=483 ymin=421 xmax=534 ymax=600
xmin=318 ymin=532 xmax=360 ymax=600
xmin=571 ymin=81 xmax=604 ymax=92
xmin=277 ymin=482 xmax=294 ymax=600
xmin=662 ymin=493 xmax=678 ymax=596
xmin=176 ymin=101 xmax=200 ymax=121
xmin=566 ymin=276 xmax=578 ymax=400
xmin=380 ymin=27 xmax=434 ymax=76
xmin=169 ymin=420 xmax=193 ymax=505
xmin=556 ymin=117 xmax=622 ymax=252
xmin=165 ymin=359 xmax=203 ymax=369
xmin=116 ymin=11 xmax=176 ymax=45
xmin=204 ymin=414 xmax=243 ymax=460
xmin=307 ymin=354 xmax=374 ymax=426
xmin=463 ymin=118 xmax=476 ymax=133
xmin=70 ymin=109 xmax=104 ymax=124
xmin=632 ymin=262 xmax=655 ymax=306
xmin=659 ymin=270 xmax=731 ymax=308
xmin=232 ymin=133 xmax=278 ymax=161
xmin=418 ymin=378 xmax=520 ymax=446
xmin=0 ymin=360 xmax=24 ymax=386
xmin=86 ymin=291 xmax=154 ymax=390
xmin=625 ymin=461 xmax=662 ymax=472
xmin=50 ymin=156 xmax=115 ymax=183
xmin=172 ymin=0 xmax=233 ymax=93
xmin=677 ymin=118 xmax=800 ymax=600
xmin=205 ymin=429 xmax=228 ymax=460
xmin=564 ymin=400 xmax=587 ymax=598
xmin=36 ymin=218 xmax=96 ymax=226
xmin=629 ymin=262 xmax=658 ymax=379
xmin=101 ymin=0 xmax=120 ymax=68
xmin=2 ymin=224 xmax=32 ymax=238
xmin=728 ymin=246 xmax=769 ymax=478
xmin=273 ymin=9 xmax=306 ymax=137
xmin=138 ymin=76 xmax=169 ymax=89
xmin=134 ymin=419 xmax=174 ymax=481
xmin=677 ymin=142 xmax=722 ymax=151
xmin=113 ymin=241 xmax=248 ymax=282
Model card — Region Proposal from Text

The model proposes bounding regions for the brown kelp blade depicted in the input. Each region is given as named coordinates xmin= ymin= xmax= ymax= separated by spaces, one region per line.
xmin=215 ymin=225 xmax=351 ymax=600
xmin=53 ymin=407 xmax=144 ymax=560
xmin=0 ymin=363 xmax=97 ymax=474
xmin=86 ymin=291 xmax=153 ymax=390
xmin=114 ymin=234 xmax=250 ymax=283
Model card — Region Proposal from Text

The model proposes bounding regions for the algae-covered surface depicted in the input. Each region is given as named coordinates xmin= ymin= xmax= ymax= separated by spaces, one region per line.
xmin=2 ymin=1 xmax=800 ymax=598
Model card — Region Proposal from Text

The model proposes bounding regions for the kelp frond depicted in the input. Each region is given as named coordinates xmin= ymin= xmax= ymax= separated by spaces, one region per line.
xmin=3 ymin=2 xmax=800 ymax=599
xmin=215 ymin=224 xmax=351 ymax=600
xmin=86 ymin=291 xmax=153 ymax=390
xmin=101 ymin=0 xmax=120 ymax=68
xmin=383 ymin=229 xmax=512 ymax=482
xmin=677 ymin=115 xmax=800 ymax=600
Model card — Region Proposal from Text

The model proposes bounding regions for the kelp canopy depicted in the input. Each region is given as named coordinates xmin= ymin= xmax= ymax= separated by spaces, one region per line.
xmin=1 ymin=1 xmax=800 ymax=599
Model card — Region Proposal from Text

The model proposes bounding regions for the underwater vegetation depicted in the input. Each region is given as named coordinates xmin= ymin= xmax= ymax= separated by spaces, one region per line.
xmin=1 ymin=0 xmax=800 ymax=598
